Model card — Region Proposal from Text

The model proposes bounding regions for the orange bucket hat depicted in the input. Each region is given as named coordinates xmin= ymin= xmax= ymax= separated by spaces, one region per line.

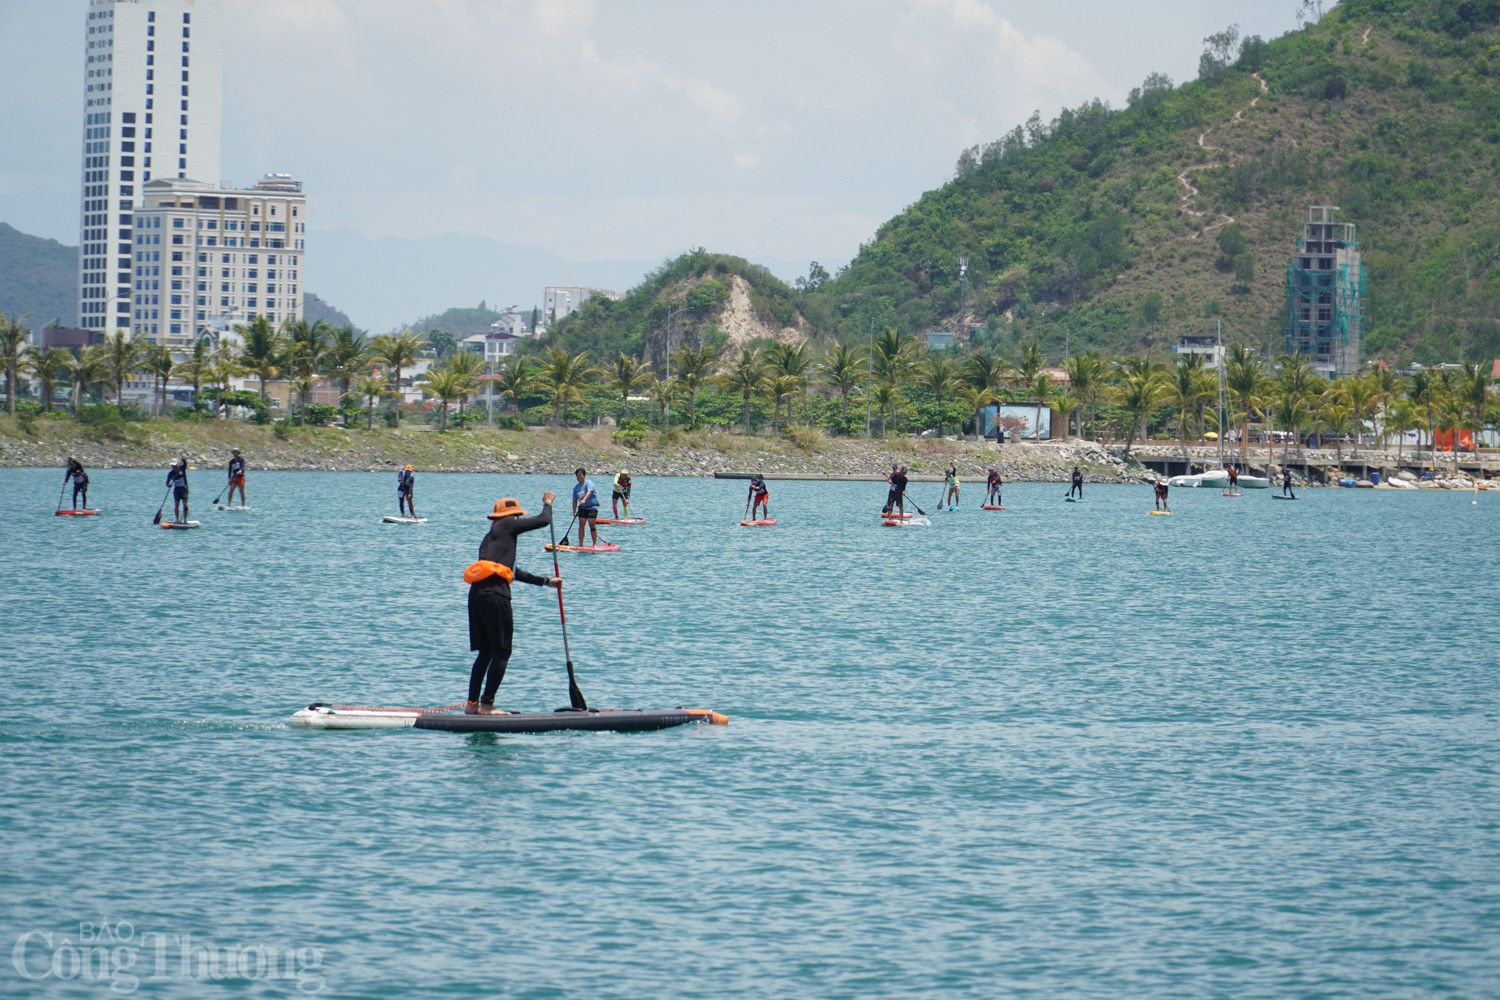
xmin=487 ymin=497 xmax=526 ymax=519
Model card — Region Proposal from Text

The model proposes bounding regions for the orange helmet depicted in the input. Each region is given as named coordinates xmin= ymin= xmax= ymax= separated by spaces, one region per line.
xmin=487 ymin=497 xmax=527 ymax=519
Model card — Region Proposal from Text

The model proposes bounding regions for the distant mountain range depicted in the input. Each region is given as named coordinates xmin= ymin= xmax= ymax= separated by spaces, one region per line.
xmin=0 ymin=223 xmax=77 ymax=327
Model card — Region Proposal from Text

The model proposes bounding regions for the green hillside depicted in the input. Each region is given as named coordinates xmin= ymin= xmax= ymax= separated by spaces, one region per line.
xmin=0 ymin=223 xmax=77 ymax=327
xmin=805 ymin=0 xmax=1500 ymax=366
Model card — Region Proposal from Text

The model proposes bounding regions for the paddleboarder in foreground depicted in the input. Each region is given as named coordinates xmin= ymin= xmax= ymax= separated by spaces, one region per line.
xmin=226 ymin=448 xmax=247 ymax=507
xmin=1154 ymin=478 xmax=1170 ymax=512
xmin=943 ymin=464 xmax=960 ymax=510
xmin=64 ymin=456 xmax=89 ymax=511
xmin=166 ymin=457 xmax=190 ymax=523
xmin=747 ymin=474 xmax=770 ymax=521
xmin=1069 ymin=465 xmax=1084 ymax=499
xmin=464 ymin=492 xmax=562 ymax=715
xmin=611 ymin=469 xmax=632 ymax=519
xmin=572 ymin=467 xmax=600 ymax=546
xmin=1228 ymin=463 xmax=1240 ymax=491
xmin=397 ymin=464 xmax=416 ymax=519
xmin=986 ymin=468 xmax=1003 ymax=507
xmin=1282 ymin=468 xmax=1296 ymax=499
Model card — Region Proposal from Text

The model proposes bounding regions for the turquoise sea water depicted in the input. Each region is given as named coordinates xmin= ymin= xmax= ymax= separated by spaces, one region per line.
xmin=2 ymin=466 xmax=1498 ymax=997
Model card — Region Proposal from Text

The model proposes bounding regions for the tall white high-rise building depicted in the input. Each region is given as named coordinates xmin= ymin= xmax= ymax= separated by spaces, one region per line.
xmin=79 ymin=0 xmax=223 ymax=337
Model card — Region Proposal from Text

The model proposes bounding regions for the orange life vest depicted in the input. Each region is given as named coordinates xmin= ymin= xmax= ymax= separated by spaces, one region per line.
xmin=463 ymin=560 xmax=514 ymax=584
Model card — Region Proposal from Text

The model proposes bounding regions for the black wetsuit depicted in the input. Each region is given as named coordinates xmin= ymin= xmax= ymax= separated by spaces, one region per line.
xmin=1282 ymin=471 xmax=1296 ymax=498
xmin=468 ymin=502 xmax=553 ymax=706
xmin=883 ymin=470 xmax=901 ymax=513
xmin=892 ymin=471 xmax=909 ymax=505
xmin=65 ymin=460 xmax=88 ymax=509
xmin=1069 ymin=469 xmax=1083 ymax=498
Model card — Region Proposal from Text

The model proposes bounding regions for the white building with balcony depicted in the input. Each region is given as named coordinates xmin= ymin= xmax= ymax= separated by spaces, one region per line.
xmin=131 ymin=173 xmax=307 ymax=350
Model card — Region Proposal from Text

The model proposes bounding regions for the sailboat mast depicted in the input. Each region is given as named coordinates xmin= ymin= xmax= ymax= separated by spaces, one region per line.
xmin=1216 ymin=319 xmax=1226 ymax=469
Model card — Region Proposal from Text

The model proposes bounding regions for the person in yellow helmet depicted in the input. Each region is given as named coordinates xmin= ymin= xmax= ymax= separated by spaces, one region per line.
xmin=465 ymin=491 xmax=561 ymax=714
xmin=396 ymin=464 xmax=416 ymax=518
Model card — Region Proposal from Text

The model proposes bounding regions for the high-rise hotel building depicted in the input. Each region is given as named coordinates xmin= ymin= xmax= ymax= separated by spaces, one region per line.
xmin=79 ymin=0 xmax=223 ymax=337
xmin=131 ymin=173 xmax=306 ymax=348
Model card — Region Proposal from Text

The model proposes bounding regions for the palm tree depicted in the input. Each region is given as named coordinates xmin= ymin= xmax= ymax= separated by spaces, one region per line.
xmin=715 ymin=345 xmax=771 ymax=434
xmin=533 ymin=347 xmax=600 ymax=427
xmin=1343 ymin=373 xmax=1379 ymax=457
xmin=205 ymin=347 xmax=247 ymax=417
xmin=173 ymin=340 xmax=210 ymax=411
xmin=1437 ymin=393 xmax=1470 ymax=474
xmin=1224 ymin=343 xmax=1267 ymax=466
xmin=1027 ymin=370 xmax=1057 ymax=441
xmin=869 ymin=380 xmax=902 ymax=436
xmin=645 ymin=374 xmax=673 ymax=426
xmin=957 ymin=384 xmax=996 ymax=441
xmin=324 ymin=325 xmax=370 ymax=423
xmin=419 ymin=367 xmax=468 ymax=431
xmin=1170 ymin=353 xmax=1216 ymax=444
xmin=237 ymin=316 xmax=286 ymax=405
xmin=1052 ymin=389 xmax=1080 ymax=442
xmin=1317 ymin=385 xmax=1355 ymax=465
xmin=870 ymin=327 xmax=918 ymax=389
xmin=918 ymin=353 xmax=960 ymax=435
xmin=1459 ymin=361 xmax=1491 ymax=453
xmin=0 ymin=313 xmax=29 ymax=415
xmin=443 ymin=349 xmax=486 ymax=423
xmin=1271 ymin=390 xmax=1308 ymax=472
xmin=369 ymin=330 xmax=426 ymax=427
xmin=963 ymin=350 xmax=1012 ymax=401
xmin=819 ymin=343 xmax=868 ymax=432
xmin=492 ymin=357 xmax=535 ymax=417
xmin=1112 ymin=358 xmax=1169 ymax=457
xmin=23 ymin=345 xmax=70 ymax=413
xmin=1387 ymin=398 xmax=1421 ymax=466
xmin=1015 ymin=338 xmax=1046 ymax=393
xmin=101 ymin=330 xmax=144 ymax=408
xmin=142 ymin=342 xmax=175 ymax=416
xmin=769 ymin=342 xmax=814 ymax=428
xmin=1405 ymin=370 xmax=1438 ymax=471
xmin=64 ymin=346 xmax=109 ymax=415
xmin=1062 ymin=351 xmax=1109 ymax=439
xmin=606 ymin=353 xmax=653 ymax=423
xmin=669 ymin=344 xmax=718 ymax=429
xmin=282 ymin=318 xmax=331 ymax=422
xmin=350 ymin=373 xmax=389 ymax=430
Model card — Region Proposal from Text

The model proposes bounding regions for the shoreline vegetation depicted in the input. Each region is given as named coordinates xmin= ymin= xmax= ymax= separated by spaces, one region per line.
xmin=4 ymin=416 xmax=1494 ymax=487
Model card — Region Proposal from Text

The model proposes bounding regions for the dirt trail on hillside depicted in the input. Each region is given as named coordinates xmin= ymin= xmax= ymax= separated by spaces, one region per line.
xmin=1175 ymin=71 xmax=1269 ymax=238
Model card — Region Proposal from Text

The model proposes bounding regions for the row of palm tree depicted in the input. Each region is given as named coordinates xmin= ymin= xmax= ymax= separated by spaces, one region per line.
xmin=2 ymin=311 xmax=1493 ymax=460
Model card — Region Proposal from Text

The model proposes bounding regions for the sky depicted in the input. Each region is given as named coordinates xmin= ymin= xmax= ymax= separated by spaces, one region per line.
xmin=0 ymin=0 xmax=1313 ymax=328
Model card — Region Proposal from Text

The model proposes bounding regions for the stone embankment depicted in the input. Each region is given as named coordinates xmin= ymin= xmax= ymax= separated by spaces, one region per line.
xmin=0 ymin=418 xmax=1141 ymax=483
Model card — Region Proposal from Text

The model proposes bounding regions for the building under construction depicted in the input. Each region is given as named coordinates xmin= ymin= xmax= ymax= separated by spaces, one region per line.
xmin=1284 ymin=205 xmax=1366 ymax=376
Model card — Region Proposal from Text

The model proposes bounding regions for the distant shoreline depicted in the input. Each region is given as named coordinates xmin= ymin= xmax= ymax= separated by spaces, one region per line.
xmin=4 ymin=416 xmax=1494 ymax=486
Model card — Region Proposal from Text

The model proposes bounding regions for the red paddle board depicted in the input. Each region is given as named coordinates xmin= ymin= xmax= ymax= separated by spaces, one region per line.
xmin=55 ymin=509 xmax=101 ymax=516
xmin=981 ymin=504 xmax=1005 ymax=510
xmin=544 ymin=542 xmax=621 ymax=553
xmin=595 ymin=517 xmax=645 ymax=525
xmin=879 ymin=511 xmax=913 ymax=519
xmin=739 ymin=519 xmax=777 ymax=526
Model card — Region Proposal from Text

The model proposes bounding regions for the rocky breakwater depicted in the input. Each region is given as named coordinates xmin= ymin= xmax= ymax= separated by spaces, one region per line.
xmin=1 ymin=417 xmax=1136 ymax=482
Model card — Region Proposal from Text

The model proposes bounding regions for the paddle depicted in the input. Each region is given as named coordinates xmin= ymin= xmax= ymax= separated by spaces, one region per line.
xmin=744 ymin=496 xmax=752 ymax=522
xmin=151 ymin=488 xmax=170 ymax=525
xmin=56 ymin=480 xmax=68 ymax=513
xmin=547 ymin=515 xmax=588 ymax=710
xmin=212 ymin=482 xmax=229 ymax=507
xmin=901 ymin=491 xmax=927 ymax=517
